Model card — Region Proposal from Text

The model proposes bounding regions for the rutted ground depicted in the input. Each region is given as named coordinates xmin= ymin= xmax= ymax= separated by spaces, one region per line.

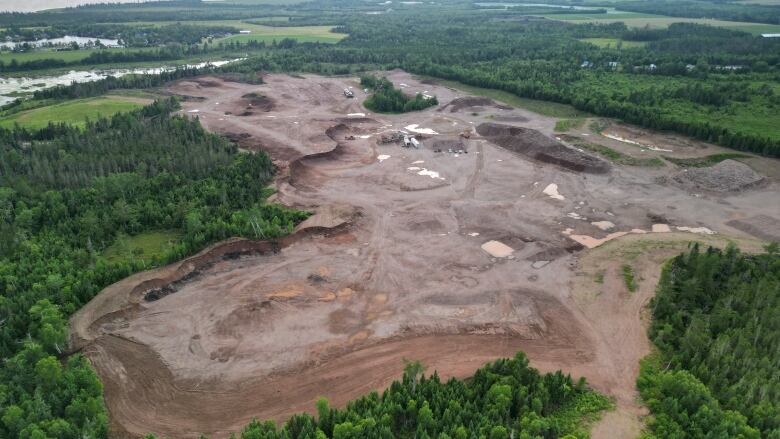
xmin=70 ymin=71 xmax=780 ymax=438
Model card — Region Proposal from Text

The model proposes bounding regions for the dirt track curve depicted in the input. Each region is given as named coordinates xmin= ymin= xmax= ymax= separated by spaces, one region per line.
xmin=70 ymin=71 xmax=780 ymax=438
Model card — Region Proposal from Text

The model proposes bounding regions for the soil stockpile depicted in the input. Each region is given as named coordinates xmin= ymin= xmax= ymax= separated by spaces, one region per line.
xmin=673 ymin=159 xmax=763 ymax=192
xmin=440 ymin=96 xmax=512 ymax=113
xmin=476 ymin=123 xmax=610 ymax=174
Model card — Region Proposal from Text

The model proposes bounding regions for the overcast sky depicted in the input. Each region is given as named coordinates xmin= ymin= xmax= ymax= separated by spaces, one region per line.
xmin=0 ymin=0 xmax=157 ymax=13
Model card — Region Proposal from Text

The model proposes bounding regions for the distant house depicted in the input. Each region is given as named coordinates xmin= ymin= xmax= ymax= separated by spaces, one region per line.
xmin=580 ymin=60 xmax=592 ymax=68
xmin=761 ymin=33 xmax=780 ymax=38
xmin=239 ymin=30 xmax=252 ymax=34
xmin=608 ymin=61 xmax=619 ymax=69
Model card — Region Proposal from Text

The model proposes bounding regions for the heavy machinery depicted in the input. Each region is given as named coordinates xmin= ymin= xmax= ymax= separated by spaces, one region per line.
xmin=344 ymin=88 xmax=354 ymax=98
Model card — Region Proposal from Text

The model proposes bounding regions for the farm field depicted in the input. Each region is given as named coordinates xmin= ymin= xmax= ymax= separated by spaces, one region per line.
xmin=546 ymin=12 xmax=780 ymax=33
xmin=120 ymin=20 xmax=348 ymax=43
xmin=0 ymin=95 xmax=150 ymax=129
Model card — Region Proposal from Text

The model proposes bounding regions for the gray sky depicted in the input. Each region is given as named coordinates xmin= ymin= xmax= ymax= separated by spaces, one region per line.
xmin=0 ymin=0 xmax=156 ymax=13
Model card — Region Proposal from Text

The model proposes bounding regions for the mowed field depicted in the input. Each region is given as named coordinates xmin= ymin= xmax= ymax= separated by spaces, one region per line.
xmin=0 ymin=95 xmax=151 ymax=129
xmin=544 ymin=11 xmax=780 ymax=34
xmin=0 ymin=47 xmax=155 ymax=64
xmin=122 ymin=20 xmax=348 ymax=44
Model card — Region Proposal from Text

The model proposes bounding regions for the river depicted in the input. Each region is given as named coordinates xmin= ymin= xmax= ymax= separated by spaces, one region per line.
xmin=0 ymin=58 xmax=242 ymax=106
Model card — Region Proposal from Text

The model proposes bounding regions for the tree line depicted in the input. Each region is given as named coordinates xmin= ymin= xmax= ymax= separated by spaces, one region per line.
xmin=639 ymin=244 xmax=780 ymax=438
xmin=145 ymin=353 xmax=612 ymax=439
xmin=360 ymin=75 xmax=438 ymax=113
xmin=0 ymin=99 xmax=308 ymax=439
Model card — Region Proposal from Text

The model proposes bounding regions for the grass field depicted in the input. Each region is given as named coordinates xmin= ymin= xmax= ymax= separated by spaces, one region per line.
xmin=0 ymin=47 xmax=156 ymax=64
xmin=579 ymin=38 xmax=647 ymax=49
xmin=546 ymin=12 xmax=780 ymax=33
xmin=429 ymin=78 xmax=591 ymax=118
xmin=102 ymin=230 xmax=182 ymax=265
xmin=0 ymin=95 xmax=151 ymax=129
xmin=121 ymin=20 xmax=348 ymax=44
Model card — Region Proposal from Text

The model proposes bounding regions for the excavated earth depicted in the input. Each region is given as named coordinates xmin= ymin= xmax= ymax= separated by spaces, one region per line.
xmin=70 ymin=70 xmax=780 ymax=439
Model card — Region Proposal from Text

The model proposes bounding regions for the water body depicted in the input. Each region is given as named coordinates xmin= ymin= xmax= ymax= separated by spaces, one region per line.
xmin=0 ymin=36 xmax=122 ymax=50
xmin=0 ymin=59 xmax=242 ymax=106
xmin=1 ymin=0 xmax=160 ymax=13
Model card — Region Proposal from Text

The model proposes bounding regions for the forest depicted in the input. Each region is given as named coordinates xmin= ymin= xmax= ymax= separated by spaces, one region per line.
xmin=360 ymin=75 xmax=438 ymax=113
xmin=640 ymin=244 xmax=780 ymax=438
xmin=2 ymin=2 xmax=780 ymax=156
xmin=144 ymin=353 xmax=612 ymax=439
xmin=0 ymin=99 xmax=307 ymax=439
xmin=219 ymin=15 xmax=780 ymax=156
xmin=616 ymin=1 xmax=780 ymax=25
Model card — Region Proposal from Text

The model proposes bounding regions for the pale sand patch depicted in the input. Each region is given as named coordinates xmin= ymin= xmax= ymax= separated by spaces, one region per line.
xmin=591 ymin=221 xmax=615 ymax=231
xmin=405 ymin=124 xmax=439 ymax=135
xmin=481 ymin=240 xmax=515 ymax=258
xmin=652 ymin=224 xmax=671 ymax=233
xmin=676 ymin=226 xmax=716 ymax=235
xmin=542 ymin=183 xmax=564 ymax=200
xmin=377 ymin=154 xmax=391 ymax=162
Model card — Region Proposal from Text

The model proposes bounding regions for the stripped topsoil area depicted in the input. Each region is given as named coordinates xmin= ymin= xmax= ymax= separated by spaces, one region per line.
xmin=476 ymin=122 xmax=610 ymax=174
xmin=71 ymin=71 xmax=780 ymax=439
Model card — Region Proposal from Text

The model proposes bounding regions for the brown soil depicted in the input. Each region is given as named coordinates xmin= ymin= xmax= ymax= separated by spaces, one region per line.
xmin=477 ymin=122 xmax=611 ymax=174
xmin=439 ymin=96 xmax=512 ymax=113
xmin=71 ymin=71 xmax=780 ymax=439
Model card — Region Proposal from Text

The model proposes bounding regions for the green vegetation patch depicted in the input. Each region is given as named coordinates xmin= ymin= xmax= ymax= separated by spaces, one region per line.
xmin=559 ymin=135 xmax=664 ymax=167
xmin=621 ymin=264 xmax=637 ymax=292
xmin=579 ymin=38 xmax=647 ymax=49
xmin=664 ymin=152 xmax=751 ymax=167
xmin=102 ymin=230 xmax=183 ymax=265
xmin=554 ymin=118 xmax=586 ymax=132
xmin=0 ymin=96 xmax=149 ymax=129
xmin=431 ymin=78 xmax=590 ymax=118
xmin=361 ymin=75 xmax=438 ymax=113
xmin=206 ymin=23 xmax=346 ymax=44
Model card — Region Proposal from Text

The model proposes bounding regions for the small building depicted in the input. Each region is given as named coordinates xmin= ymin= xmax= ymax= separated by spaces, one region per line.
xmin=608 ymin=61 xmax=619 ymax=70
xmin=239 ymin=30 xmax=252 ymax=34
xmin=580 ymin=60 xmax=592 ymax=68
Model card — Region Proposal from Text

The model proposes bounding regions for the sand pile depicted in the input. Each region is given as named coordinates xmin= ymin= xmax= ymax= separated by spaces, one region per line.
xmin=476 ymin=123 xmax=610 ymax=174
xmin=673 ymin=160 xmax=763 ymax=192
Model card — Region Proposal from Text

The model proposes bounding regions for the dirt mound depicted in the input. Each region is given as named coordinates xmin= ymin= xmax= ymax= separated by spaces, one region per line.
xmin=727 ymin=215 xmax=780 ymax=242
xmin=673 ymin=160 xmax=763 ymax=192
xmin=476 ymin=123 xmax=610 ymax=174
xmin=240 ymin=92 xmax=275 ymax=113
xmin=440 ymin=96 xmax=511 ymax=113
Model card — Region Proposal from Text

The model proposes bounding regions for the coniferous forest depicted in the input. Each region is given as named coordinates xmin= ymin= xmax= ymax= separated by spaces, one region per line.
xmin=639 ymin=244 xmax=780 ymax=438
xmin=0 ymin=99 xmax=307 ymax=439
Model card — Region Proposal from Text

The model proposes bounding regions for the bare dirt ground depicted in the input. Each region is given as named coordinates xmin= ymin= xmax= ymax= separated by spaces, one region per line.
xmin=70 ymin=70 xmax=780 ymax=439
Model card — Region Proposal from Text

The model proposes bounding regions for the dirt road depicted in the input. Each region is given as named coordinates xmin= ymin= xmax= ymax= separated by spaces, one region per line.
xmin=70 ymin=71 xmax=780 ymax=438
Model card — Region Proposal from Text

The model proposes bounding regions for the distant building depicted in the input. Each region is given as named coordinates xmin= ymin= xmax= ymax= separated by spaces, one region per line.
xmin=608 ymin=61 xmax=619 ymax=69
xmin=580 ymin=60 xmax=592 ymax=68
xmin=761 ymin=33 xmax=780 ymax=38
xmin=239 ymin=30 xmax=251 ymax=34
